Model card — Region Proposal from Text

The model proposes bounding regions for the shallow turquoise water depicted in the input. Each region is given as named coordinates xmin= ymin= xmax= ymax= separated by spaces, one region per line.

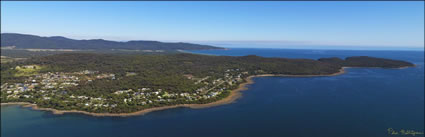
xmin=2 ymin=48 xmax=424 ymax=137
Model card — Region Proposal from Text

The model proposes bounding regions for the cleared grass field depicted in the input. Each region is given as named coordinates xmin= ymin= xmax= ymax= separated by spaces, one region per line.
xmin=14 ymin=65 xmax=42 ymax=77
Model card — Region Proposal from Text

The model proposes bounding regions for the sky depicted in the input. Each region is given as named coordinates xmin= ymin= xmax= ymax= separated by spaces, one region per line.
xmin=1 ymin=1 xmax=424 ymax=49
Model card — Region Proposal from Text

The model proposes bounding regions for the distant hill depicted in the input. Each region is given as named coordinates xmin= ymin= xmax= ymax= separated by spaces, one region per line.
xmin=0 ymin=33 xmax=224 ymax=50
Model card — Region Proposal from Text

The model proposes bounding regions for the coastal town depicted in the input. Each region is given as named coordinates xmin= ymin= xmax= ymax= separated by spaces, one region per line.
xmin=1 ymin=65 xmax=248 ymax=112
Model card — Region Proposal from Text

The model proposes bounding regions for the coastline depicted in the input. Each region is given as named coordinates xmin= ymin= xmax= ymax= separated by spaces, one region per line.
xmin=1 ymin=66 xmax=408 ymax=117
xmin=0 ymin=76 xmax=256 ymax=117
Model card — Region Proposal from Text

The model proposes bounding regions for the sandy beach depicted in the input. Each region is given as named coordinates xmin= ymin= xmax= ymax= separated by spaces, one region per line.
xmin=0 ymin=66 xmax=356 ymax=117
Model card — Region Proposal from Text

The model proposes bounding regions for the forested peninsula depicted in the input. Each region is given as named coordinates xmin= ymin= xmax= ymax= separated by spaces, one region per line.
xmin=1 ymin=53 xmax=414 ymax=116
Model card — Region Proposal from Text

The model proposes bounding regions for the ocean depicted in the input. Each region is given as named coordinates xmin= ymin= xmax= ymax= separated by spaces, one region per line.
xmin=2 ymin=48 xmax=424 ymax=137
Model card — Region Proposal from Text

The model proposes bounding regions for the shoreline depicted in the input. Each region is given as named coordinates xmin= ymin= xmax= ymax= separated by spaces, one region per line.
xmin=1 ymin=66 xmax=409 ymax=117
xmin=0 ymin=76 xmax=256 ymax=117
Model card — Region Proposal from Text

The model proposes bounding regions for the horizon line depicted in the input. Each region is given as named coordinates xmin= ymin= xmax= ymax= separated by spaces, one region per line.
xmin=2 ymin=32 xmax=424 ymax=49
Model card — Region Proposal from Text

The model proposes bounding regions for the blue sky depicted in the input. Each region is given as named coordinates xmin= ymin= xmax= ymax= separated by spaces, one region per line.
xmin=1 ymin=2 xmax=424 ymax=49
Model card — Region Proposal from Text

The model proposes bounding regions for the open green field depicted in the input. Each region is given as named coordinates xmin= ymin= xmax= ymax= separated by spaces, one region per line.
xmin=1 ymin=56 xmax=26 ymax=64
xmin=14 ymin=65 xmax=42 ymax=77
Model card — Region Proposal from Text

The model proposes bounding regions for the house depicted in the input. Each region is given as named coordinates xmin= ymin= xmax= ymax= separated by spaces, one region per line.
xmin=22 ymin=65 xmax=37 ymax=69
xmin=183 ymin=74 xmax=194 ymax=79
xmin=140 ymin=88 xmax=150 ymax=91
xmin=126 ymin=72 xmax=137 ymax=76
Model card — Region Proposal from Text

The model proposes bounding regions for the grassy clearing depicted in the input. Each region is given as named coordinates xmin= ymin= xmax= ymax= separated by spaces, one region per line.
xmin=14 ymin=65 xmax=42 ymax=77
xmin=1 ymin=56 xmax=26 ymax=64
xmin=1 ymin=58 xmax=13 ymax=63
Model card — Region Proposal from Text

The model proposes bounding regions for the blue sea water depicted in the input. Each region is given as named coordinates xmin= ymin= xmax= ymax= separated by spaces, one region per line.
xmin=2 ymin=48 xmax=424 ymax=137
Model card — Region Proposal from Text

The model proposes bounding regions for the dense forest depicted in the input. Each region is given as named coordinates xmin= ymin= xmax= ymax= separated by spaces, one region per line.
xmin=1 ymin=33 xmax=223 ymax=50
xmin=1 ymin=49 xmax=178 ymax=58
xmin=1 ymin=53 xmax=414 ymax=113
